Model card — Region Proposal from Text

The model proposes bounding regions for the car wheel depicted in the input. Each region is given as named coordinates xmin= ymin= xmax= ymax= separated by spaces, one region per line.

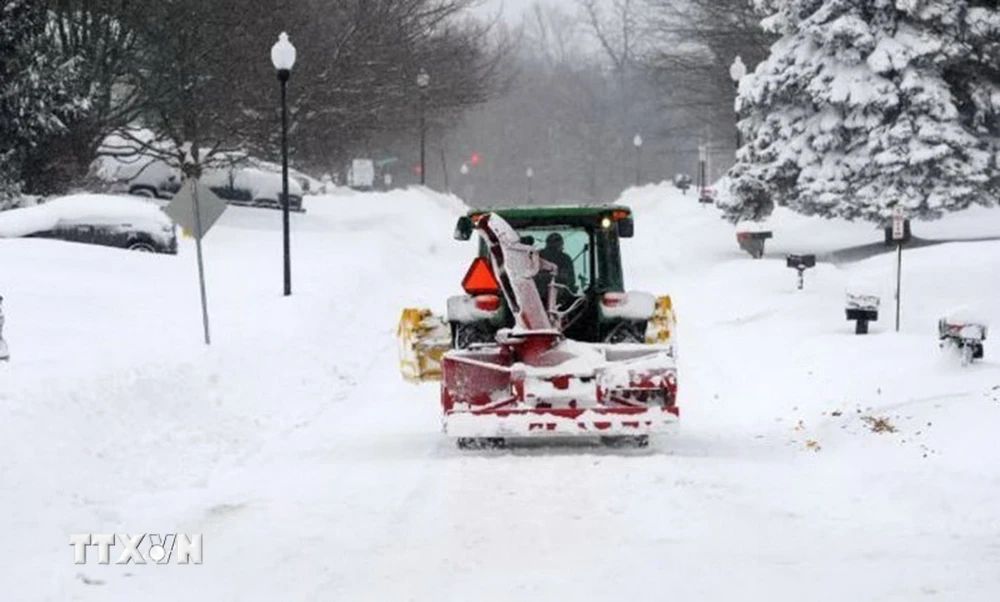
xmin=129 ymin=186 xmax=158 ymax=198
xmin=128 ymin=240 xmax=157 ymax=252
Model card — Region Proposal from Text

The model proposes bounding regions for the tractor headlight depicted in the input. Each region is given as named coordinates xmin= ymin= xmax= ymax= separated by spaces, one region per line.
xmin=601 ymin=216 xmax=612 ymax=229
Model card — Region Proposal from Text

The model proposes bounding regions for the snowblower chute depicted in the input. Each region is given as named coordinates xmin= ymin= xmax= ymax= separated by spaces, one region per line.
xmin=441 ymin=213 xmax=678 ymax=445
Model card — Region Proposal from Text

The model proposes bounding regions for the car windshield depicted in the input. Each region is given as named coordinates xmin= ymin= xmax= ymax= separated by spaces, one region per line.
xmin=516 ymin=226 xmax=591 ymax=293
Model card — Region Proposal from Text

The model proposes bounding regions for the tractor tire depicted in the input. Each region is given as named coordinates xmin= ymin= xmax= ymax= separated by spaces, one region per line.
xmin=456 ymin=437 xmax=506 ymax=450
xmin=600 ymin=435 xmax=649 ymax=448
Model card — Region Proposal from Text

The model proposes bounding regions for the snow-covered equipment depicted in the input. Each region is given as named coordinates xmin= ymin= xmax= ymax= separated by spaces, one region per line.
xmin=0 ymin=295 xmax=8 ymax=361
xmin=786 ymin=253 xmax=815 ymax=290
xmin=397 ymin=205 xmax=678 ymax=446
xmin=846 ymin=293 xmax=880 ymax=334
xmin=736 ymin=230 xmax=772 ymax=258
xmin=442 ymin=212 xmax=677 ymax=447
xmin=397 ymin=308 xmax=450 ymax=383
xmin=938 ymin=310 xmax=988 ymax=366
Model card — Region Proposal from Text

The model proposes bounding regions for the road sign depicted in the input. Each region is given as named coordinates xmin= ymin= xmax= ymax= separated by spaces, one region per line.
xmin=891 ymin=206 xmax=905 ymax=332
xmin=892 ymin=206 xmax=905 ymax=241
xmin=164 ymin=179 xmax=228 ymax=239
xmin=162 ymin=177 xmax=227 ymax=346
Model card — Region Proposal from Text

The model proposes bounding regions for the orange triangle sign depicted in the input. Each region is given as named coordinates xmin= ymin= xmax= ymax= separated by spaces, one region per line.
xmin=462 ymin=257 xmax=499 ymax=295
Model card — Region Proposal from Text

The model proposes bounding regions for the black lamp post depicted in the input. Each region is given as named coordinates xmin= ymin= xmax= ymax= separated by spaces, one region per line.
xmin=271 ymin=32 xmax=296 ymax=297
xmin=729 ymin=55 xmax=747 ymax=151
xmin=417 ymin=68 xmax=430 ymax=185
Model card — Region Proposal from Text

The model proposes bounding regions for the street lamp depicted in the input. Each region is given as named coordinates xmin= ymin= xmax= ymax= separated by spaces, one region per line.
xmin=271 ymin=31 xmax=296 ymax=297
xmin=633 ymin=133 xmax=643 ymax=186
xmin=526 ymin=167 xmax=534 ymax=202
xmin=417 ymin=68 xmax=430 ymax=185
xmin=729 ymin=55 xmax=747 ymax=151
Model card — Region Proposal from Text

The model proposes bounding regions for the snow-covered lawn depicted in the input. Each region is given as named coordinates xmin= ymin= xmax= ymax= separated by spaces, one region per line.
xmin=1 ymin=184 xmax=999 ymax=601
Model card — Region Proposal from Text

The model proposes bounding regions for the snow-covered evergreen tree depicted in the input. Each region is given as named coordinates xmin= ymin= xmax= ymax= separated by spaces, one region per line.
xmin=723 ymin=0 xmax=1000 ymax=224
xmin=0 ymin=0 xmax=87 ymax=208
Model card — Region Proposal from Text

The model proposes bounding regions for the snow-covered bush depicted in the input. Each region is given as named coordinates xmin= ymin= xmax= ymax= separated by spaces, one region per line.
xmin=723 ymin=0 xmax=1000 ymax=224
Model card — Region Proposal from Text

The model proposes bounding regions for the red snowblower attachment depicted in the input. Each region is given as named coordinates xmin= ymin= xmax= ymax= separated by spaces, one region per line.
xmin=441 ymin=213 xmax=678 ymax=446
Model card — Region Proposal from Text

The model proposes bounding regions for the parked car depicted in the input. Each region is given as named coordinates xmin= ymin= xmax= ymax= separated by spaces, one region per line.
xmin=113 ymin=157 xmax=183 ymax=200
xmin=200 ymin=167 xmax=305 ymax=211
xmin=0 ymin=194 xmax=177 ymax=254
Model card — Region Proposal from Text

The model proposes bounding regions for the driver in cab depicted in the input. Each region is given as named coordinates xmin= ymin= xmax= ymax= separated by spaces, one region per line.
xmin=536 ymin=232 xmax=577 ymax=306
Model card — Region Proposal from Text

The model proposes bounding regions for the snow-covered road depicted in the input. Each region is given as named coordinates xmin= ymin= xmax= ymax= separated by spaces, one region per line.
xmin=2 ymin=185 xmax=999 ymax=601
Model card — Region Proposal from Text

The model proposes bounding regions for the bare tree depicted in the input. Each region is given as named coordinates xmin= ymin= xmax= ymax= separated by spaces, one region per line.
xmin=643 ymin=0 xmax=775 ymax=158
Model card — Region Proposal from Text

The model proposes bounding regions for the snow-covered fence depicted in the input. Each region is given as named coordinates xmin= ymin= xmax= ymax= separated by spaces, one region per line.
xmin=845 ymin=293 xmax=880 ymax=335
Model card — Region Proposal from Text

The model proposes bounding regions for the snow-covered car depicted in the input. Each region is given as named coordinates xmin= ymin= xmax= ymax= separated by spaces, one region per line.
xmin=201 ymin=167 xmax=304 ymax=211
xmin=0 ymin=194 xmax=177 ymax=254
xmin=112 ymin=157 xmax=183 ymax=200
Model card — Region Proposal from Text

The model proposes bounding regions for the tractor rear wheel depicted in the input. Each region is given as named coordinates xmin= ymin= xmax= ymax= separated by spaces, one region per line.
xmin=600 ymin=435 xmax=649 ymax=448
xmin=456 ymin=437 xmax=506 ymax=450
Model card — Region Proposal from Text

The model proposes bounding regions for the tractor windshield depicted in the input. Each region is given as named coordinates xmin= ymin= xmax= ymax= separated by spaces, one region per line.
xmin=516 ymin=227 xmax=591 ymax=293
xmin=473 ymin=212 xmax=627 ymax=293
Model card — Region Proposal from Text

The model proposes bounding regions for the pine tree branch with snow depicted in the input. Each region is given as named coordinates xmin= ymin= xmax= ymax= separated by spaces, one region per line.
xmin=723 ymin=0 xmax=1000 ymax=225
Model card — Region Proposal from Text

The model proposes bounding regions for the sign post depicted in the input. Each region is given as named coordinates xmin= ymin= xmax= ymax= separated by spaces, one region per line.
xmin=892 ymin=206 xmax=905 ymax=332
xmin=164 ymin=179 xmax=228 ymax=345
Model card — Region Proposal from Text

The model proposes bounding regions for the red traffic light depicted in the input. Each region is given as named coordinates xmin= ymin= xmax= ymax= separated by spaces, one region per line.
xmin=470 ymin=152 xmax=482 ymax=166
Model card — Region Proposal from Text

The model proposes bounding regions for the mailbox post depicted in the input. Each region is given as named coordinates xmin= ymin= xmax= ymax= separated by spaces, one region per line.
xmin=846 ymin=293 xmax=880 ymax=334
xmin=786 ymin=254 xmax=816 ymax=290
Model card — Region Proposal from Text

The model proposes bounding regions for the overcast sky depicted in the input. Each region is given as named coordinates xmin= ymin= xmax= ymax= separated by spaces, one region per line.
xmin=474 ymin=0 xmax=575 ymax=22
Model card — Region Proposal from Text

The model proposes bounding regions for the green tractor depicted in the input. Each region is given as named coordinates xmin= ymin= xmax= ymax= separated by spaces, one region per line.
xmin=398 ymin=205 xmax=676 ymax=383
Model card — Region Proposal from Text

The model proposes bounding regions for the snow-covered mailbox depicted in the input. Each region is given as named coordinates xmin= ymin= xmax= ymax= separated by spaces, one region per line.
xmin=785 ymin=253 xmax=815 ymax=290
xmin=736 ymin=230 xmax=773 ymax=258
xmin=699 ymin=186 xmax=717 ymax=204
xmin=0 ymin=295 xmax=8 ymax=361
xmin=845 ymin=293 xmax=880 ymax=334
xmin=938 ymin=310 xmax=988 ymax=365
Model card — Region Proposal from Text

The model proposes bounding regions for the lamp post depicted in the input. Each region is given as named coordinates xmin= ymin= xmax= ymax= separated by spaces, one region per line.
xmin=271 ymin=32 xmax=296 ymax=297
xmin=417 ymin=68 xmax=430 ymax=185
xmin=633 ymin=133 xmax=643 ymax=186
xmin=697 ymin=142 xmax=707 ymax=200
xmin=526 ymin=167 xmax=534 ymax=203
xmin=729 ymin=55 xmax=747 ymax=151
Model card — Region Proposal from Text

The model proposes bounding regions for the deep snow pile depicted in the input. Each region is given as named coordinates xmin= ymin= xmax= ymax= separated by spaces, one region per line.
xmin=2 ymin=183 xmax=1000 ymax=601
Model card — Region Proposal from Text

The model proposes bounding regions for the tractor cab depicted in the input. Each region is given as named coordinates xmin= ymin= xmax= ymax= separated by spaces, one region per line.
xmin=450 ymin=206 xmax=646 ymax=346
